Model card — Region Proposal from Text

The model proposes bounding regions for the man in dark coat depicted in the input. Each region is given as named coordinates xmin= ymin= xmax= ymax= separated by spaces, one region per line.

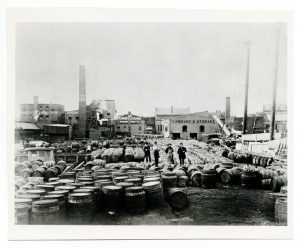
xmin=177 ymin=142 xmax=187 ymax=165
xmin=143 ymin=142 xmax=151 ymax=162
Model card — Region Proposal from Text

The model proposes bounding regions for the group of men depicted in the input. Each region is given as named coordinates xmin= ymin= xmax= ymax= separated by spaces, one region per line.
xmin=143 ymin=141 xmax=187 ymax=167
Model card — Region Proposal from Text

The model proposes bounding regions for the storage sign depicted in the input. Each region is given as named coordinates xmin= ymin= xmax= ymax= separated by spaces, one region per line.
xmin=171 ymin=119 xmax=215 ymax=124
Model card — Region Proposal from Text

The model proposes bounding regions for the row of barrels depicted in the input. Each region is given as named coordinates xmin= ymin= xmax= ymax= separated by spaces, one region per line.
xmin=226 ymin=151 xmax=274 ymax=167
xmin=168 ymin=164 xmax=287 ymax=192
xmin=18 ymin=161 xmax=67 ymax=182
xmin=15 ymin=168 xmax=189 ymax=224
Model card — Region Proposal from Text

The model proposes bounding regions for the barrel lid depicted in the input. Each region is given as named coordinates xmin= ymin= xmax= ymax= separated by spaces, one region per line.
xmin=142 ymin=181 xmax=160 ymax=188
xmin=15 ymin=198 xmax=33 ymax=204
xmin=162 ymin=171 xmax=176 ymax=176
xmin=144 ymin=177 xmax=160 ymax=182
xmin=73 ymin=188 xmax=94 ymax=193
xmin=70 ymin=182 xmax=85 ymax=187
xmin=116 ymin=182 xmax=134 ymax=187
xmin=63 ymin=171 xmax=76 ymax=175
xmin=15 ymin=203 xmax=28 ymax=211
xmin=125 ymin=178 xmax=141 ymax=182
xmin=46 ymin=181 xmax=61 ymax=186
xmin=58 ymin=179 xmax=74 ymax=184
xmin=42 ymin=194 xmax=64 ymax=201
xmin=16 ymin=193 xmax=41 ymax=200
xmin=33 ymin=199 xmax=58 ymax=207
xmin=36 ymin=184 xmax=55 ymax=190
xmin=125 ymin=186 xmax=144 ymax=192
xmin=55 ymin=185 xmax=76 ymax=191
xmin=95 ymin=179 xmax=111 ymax=183
xmin=26 ymin=189 xmax=46 ymax=195
xmin=114 ymin=176 xmax=129 ymax=180
xmin=103 ymin=185 xmax=122 ymax=191
xmin=78 ymin=177 xmax=94 ymax=181
xmin=81 ymin=186 xmax=98 ymax=191
xmin=48 ymin=190 xmax=69 ymax=196
xmin=69 ymin=192 xmax=91 ymax=198
xmin=48 ymin=177 xmax=59 ymax=182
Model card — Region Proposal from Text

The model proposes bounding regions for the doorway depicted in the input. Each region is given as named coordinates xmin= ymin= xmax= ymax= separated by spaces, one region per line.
xmin=172 ymin=133 xmax=181 ymax=139
xmin=190 ymin=133 xmax=197 ymax=139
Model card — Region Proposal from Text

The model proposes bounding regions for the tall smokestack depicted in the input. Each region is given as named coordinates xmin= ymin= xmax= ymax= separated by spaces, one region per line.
xmin=33 ymin=96 xmax=38 ymax=112
xmin=78 ymin=65 xmax=87 ymax=138
xmin=225 ymin=97 xmax=231 ymax=121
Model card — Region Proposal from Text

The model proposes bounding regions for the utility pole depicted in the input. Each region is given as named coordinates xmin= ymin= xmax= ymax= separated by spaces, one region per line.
xmin=270 ymin=25 xmax=281 ymax=140
xmin=243 ymin=42 xmax=250 ymax=135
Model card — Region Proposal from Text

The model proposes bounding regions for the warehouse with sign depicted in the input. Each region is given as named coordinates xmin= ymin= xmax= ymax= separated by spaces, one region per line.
xmin=160 ymin=113 xmax=218 ymax=140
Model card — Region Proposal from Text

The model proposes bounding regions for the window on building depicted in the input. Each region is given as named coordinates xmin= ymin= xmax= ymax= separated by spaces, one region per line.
xmin=46 ymin=115 xmax=49 ymax=118
xmin=139 ymin=126 xmax=142 ymax=131
xmin=165 ymin=127 xmax=168 ymax=132
xmin=200 ymin=125 xmax=205 ymax=132
xmin=182 ymin=125 xmax=187 ymax=132
xmin=117 ymin=126 xmax=120 ymax=129
xmin=52 ymin=108 xmax=55 ymax=111
xmin=69 ymin=117 xmax=72 ymax=120
xmin=107 ymin=113 xmax=110 ymax=116
xmin=124 ymin=125 xmax=127 ymax=129
xmin=128 ymin=126 xmax=131 ymax=132
xmin=76 ymin=117 xmax=79 ymax=120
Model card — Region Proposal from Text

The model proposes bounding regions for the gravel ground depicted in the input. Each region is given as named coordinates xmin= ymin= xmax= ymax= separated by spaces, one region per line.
xmin=58 ymin=185 xmax=285 ymax=226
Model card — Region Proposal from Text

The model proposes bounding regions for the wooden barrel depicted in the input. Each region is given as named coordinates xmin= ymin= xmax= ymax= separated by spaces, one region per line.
xmin=69 ymin=182 xmax=85 ymax=188
xmin=272 ymin=176 xmax=287 ymax=192
xmin=142 ymin=181 xmax=163 ymax=208
xmin=20 ymin=168 xmax=34 ymax=179
xmin=32 ymin=167 xmax=47 ymax=177
xmin=241 ymin=171 xmax=259 ymax=189
xmin=187 ymin=166 xmax=199 ymax=178
xmin=124 ymin=178 xmax=142 ymax=186
xmin=125 ymin=186 xmax=146 ymax=214
xmin=15 ymin=203 xmax=29 ymax=224
xmin=15 ymin=193 xmax=41 ymax=202
xmin=35 ymin=184 xmax=55 ymax=192
xmin=48 ymin=190 xmax=69 ymax=201
xmin=113 ymin=176 xmax=129 ymax=184
xmin=190 ymin=171 xmax=202 ymax=186
xmin=46 ymin=181 xmax=61 ymax=187
xmin=58 ymin=179 xmax=75 ymax=185
xmin=55 ymin=185 xmax=76 ymax=193
xmin=96 ymin=175 xmax=112 ymax=181
xmin=26 ymin=189 xmax=46 ymax=197
xmin=162 ymin=172 xmax=177 ymax=190
xmin=67 ymin=193 xmax=93 ymax=224
xmin=102 ymin=185 xmax=123 ymax=212
xmin=111 ymin=172 xmax=129 ymax=178
xmin=177 ymin=176 xmax=189 ymax=187
xmin=49 ymin=177 xmax=59 ymax=182
xmin=275 ymin=194 xmax=287 ymax=224
xmin=77 ymin=177 xmax=94 ymax=183
xmin=116 ymin=182 xmax=135 ymax=189
xmin=168 ymin=188 xmax=188 ymax=210
xmin=59 ymin=172 xmax=76 ymax=180
xmin=41 ymin=194 xmax=66 ymax=220
xmin=173 ymin=169 xmax=187 ymax=178
xmin=261 ymin=179 xmax=273 ymax=190
xmin=201 ymin=170 xmax=217 ymax=189
xmin=144 ymin=171 xmax=160 ymax=177
xmin=31 ymin=199 xmax=60 ymax=224
xmin=81 ymin=181 xmax=95 ymax=187
xmin=262 ymin=193 xmax=276 ymax=218
xmin=220 ymin=167 xmax=242 ymax=185
xmin=44 ymin=167 xmax=60 ymax=181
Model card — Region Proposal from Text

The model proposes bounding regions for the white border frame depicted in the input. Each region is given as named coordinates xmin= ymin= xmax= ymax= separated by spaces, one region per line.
xmin=6 ymin=7 xmax=293 ymax=240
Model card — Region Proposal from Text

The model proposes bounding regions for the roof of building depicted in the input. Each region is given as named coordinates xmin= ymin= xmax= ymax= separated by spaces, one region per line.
xmin=15 ymin=122 xmax=40 ymax=130
xmin=155 ymin=107 xmax=190 ymax=116
xmin=43 ymin=124 xmax=70 ymax=127
xmin=171 ymin=112 xmax=215 ymax=120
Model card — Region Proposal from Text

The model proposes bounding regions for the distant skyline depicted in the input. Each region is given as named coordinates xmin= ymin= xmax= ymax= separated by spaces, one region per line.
xmin=15 ymin=22 xmax=287 ymax=118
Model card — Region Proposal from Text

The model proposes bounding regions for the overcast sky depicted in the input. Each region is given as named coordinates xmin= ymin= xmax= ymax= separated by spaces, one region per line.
xmin=15 ymin=22 xmax=287 ymax=118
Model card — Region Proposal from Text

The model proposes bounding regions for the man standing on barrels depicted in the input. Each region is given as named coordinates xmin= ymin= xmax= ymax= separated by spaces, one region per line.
xmin=143 ymin=142 xmax=151 ymax=162
xmin=153 ymin=141 xmax=160 ymax=167
xmin=177 ymin=143 xmax=187 ymax=165
xmin=165 ymin=143 xmax=174 ymax=165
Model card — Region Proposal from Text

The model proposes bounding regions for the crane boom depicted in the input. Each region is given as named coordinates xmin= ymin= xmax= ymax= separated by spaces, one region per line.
xmin=213 ymin=115 xmax=231 ymax=137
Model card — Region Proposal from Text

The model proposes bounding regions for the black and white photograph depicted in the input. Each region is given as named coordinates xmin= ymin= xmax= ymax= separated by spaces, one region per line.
xmin=5 ymin=7 xmax=294 ymax=240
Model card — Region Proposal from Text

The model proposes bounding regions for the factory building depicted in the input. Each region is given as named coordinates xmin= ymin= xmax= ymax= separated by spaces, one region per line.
xmin=160 ymin=112 xmax=218 ymax=140
xmin=155 ymin=106 xmax=190 ymax=135
xmin=116 ymin=111 xmax=146 ymax=137
xmin=20 ymin=96 xmax=65 ymax=124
